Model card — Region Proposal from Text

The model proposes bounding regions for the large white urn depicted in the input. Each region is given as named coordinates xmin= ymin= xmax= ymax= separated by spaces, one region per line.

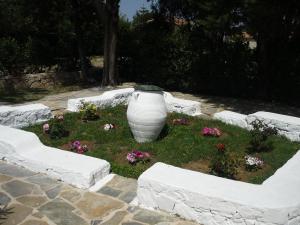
xmin=127 ymin=86 xmax=167 ymax=143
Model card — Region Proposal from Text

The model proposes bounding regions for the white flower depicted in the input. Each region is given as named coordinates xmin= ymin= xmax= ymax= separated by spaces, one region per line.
xmin=245 ymin=155 xmax=264 ymax=167
xmin=104 ymin=124 xmax=111 ymax=131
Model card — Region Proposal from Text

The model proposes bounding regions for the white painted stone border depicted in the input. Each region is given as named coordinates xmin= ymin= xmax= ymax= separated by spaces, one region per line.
xmin=0 ymin=125 xmax=110 ymax=189
xmin=213 ymin=110 xmax=249 ymax=129
xmin=213 ymin=110 xmax=300 ymax=142
xmin=137 ymin=150 xmax=300 ymax=225
xmin=246 ymin=111 xmax=300 ymax=142
xmin=0 ymin=103 xmax=52 ymax=128
xmin=67 ymin=88 xmax=202 ymax=116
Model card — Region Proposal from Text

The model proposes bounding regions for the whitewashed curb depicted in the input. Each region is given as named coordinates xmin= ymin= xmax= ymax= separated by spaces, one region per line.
xmin=137 ymin=151 xmax=300 ymax=225
xmin=0 ymin=103 xmax=52 ymax=128
xmin=246 ymin=111 xmax=300 ymax=142
xmin=213 ymin=110 xmax=249 ymax=129
xmin=214 ymin=110 xmax=300 ymax=141
xmin=67 ymin=88 xmax=202 ymax=117
xmin=0 ymin=125 xmax=110 ymax=189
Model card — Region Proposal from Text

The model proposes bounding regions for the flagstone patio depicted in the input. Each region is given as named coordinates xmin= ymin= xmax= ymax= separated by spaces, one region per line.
xmin=0 ymin=161 xmax=198 ymax=225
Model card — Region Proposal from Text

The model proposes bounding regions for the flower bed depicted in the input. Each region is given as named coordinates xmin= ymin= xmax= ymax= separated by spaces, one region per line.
xmin=23 ymin=105 xmax=300 ymax=183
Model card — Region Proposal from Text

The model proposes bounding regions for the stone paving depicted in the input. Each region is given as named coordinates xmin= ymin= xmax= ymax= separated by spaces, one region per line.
xmin=0 ymin=161 xmax=198 ymax=225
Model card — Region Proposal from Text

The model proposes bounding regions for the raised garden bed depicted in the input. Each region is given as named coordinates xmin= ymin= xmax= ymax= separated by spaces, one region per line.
xmin=23 ymin=105 xmax=300 ymax=184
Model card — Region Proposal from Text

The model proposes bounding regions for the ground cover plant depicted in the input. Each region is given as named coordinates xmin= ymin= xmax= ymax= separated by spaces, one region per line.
xmin=24 ymin=105 xmax=300 ymax=183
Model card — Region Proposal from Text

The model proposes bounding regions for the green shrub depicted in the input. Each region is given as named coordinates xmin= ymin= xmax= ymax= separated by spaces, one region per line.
xmin=210 ymin=144 xmax=239 ymax=179
xmin=49 ymin=118 xmax=69 ymax=139
xmin=79 ymin=101 xmax=99 ymax=121
xmin=248 ymin=120 xmax=278 ymax=153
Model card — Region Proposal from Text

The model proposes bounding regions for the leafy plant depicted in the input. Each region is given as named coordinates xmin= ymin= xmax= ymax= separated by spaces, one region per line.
xmin=79 ymin=101 xmax=99 ymax=121
xmin=248 ymin=120 xmax=278 ymax=153
xmin=0 ymin=205 xmax=13 ymax=221
xmin=210 ymin=144 xmax=239 ymax=179
xmin=48 ymin=118 xmax=69 ymax=139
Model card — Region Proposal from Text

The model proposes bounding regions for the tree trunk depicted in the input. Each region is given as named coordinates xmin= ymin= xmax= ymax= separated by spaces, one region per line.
xmin=71 ymin=0 xmax=89 ymax=81
xmin=102 ymin=0 xmax=119 ymax=86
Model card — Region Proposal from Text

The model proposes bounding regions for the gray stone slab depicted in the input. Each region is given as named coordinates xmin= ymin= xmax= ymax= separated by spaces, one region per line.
xmin=0 ymin=174 xmax=12 ymax=183
xmin=2 ymin=180 xmax=35 ymax=197
xmin=101 ymin=211 xmax=128 ymax=225
xmin=107 ymin=175 xmax=137 ymax=192
xmin=122 ymin=222 xmax=144 ymax=225
xmin=2 ymin=203 xmax=33 ymax=225
xmin=27 ymin=174 xmax=58 ymax=191
xmin=39 ymin=199 xmax=88 ymax=225
xmin=98 ymin=186 xmax=122 ymax=197
xmin=0 ymin=192 xmax=11 ymax=205
xmin=133 ymin=209 xmax=175 ymax=225
xmin=46 ymin=185 xmax=62 ymax=199
xmin=90 ymin=220 xmax=102 ymax=225
xmin=119 ymin=191 xmax=136 ymax=203
xmin=0 ymin=163 xmax=36 ymax=177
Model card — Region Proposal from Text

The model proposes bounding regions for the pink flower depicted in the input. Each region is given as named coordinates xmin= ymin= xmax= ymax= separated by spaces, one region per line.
xmin=133 ymin=150 xmax=144 ymax=159
xmin=213 ymin=128 xmax=222 ymax=137
xmin=43 ymin=123 xmax=50 ymax=133
xmin=202 ymin=127 xmax=211 ymax=135
xmin=201 ymin=127 xmax=222 ymax=137
xmin=143 ymin=152 xmax=151 ymax=158
xmin=77 ymin=145 xmax=84 ymax=154
xmin=127 ymin=153 xmax=136 ymax=163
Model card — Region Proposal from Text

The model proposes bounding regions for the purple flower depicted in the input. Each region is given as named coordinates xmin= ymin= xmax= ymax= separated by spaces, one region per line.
xmin=127 ymin=153 xmax=136 ymax=163
xmin=71 ymin=140 xmax=81 ymax=149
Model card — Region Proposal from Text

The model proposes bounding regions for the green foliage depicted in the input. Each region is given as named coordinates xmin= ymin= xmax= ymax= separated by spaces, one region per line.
xmin=210 ymin=144 xmax=239 ymax=179
xmin=49 ymin=118 xmax=69 ymax=139
xmin=111 ymin=163 xmax=146 ymax=179
xmin=248 ymin=120 xmax=278 ymax=153
xmin=119 ymin=0 xmax=300 ymax=105
xmin=0 ymin=37 xmax=30 ymax=76
xmin=0 ymin=0 xmax=104 ymax=76
xmin=79 ymin=101 xmax=99 ymax=121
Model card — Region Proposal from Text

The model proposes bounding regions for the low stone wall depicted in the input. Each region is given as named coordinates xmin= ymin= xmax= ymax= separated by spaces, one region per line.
xmin=67 ymin=88 xmax=202 ymax=116
xmin=246 ymin=112 xmax=300 ymax=142
xmin=67 ymin=88 xmax=134 ymax=112
xmin=213 ymin=110 xmax=249 ymax=129
xmin=213 ymin=110 xmax=300 ymax=142
xmin=0 ymin=72 xmax=83 ymax=90
xmin=0 ymin=125 xmax=110 ymax=189
xmin=137 ymin=152 xmax=300 ymax=225
xmin=0 ymin=103 xmax=52 ymax=128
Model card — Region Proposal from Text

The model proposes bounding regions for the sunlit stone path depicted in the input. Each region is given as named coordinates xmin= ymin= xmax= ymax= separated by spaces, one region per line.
xmin=0 ymin=161 xmax=198 ymax=225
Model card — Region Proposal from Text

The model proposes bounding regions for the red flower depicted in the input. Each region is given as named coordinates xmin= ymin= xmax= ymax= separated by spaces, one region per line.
xmin=216 ymin=143 xmax=226 ymax=153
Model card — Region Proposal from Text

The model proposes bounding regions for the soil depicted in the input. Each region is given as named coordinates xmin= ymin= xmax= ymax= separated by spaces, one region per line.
xmin=59 ymin=140 xmax=96 ymax=152
xmin=182 ymin=158 xmax=272 ymax=183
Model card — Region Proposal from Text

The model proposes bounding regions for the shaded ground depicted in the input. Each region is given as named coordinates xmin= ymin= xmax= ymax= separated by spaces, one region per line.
xmin=0 ymin=161 xmax=198 ymax=225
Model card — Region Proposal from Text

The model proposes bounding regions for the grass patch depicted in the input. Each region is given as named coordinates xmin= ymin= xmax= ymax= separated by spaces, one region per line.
xmin=23 ymin=105 xmax=300 ymax=183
